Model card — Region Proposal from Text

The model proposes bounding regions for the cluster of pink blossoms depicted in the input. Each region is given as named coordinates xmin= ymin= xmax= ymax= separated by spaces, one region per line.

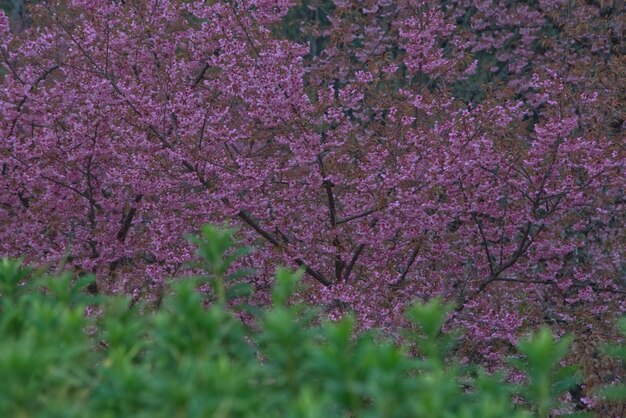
xmin=0 ymin=1 xmax=624 ymax=368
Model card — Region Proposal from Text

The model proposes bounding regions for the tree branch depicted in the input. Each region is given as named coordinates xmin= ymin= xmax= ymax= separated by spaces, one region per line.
xmin=472 ymin=212 xmax=495 ymax=277
xmin=336 ymin=206 xmax=382 ymax=225
xmin=236 ymin=210 xmax=281 ymax=247
xmin=117 ymin=194 xmax=143 ymax=241
xmin=390 ymin=243 xmax=421 ymax=287
xmin=193 ymin=62 xmax=210 ymax=86
xmin=342 ymin=243 xmax=364 ymax=282
xmin=234 ymin=209 xmax=331 ymax=286
xmin=478 ymin=276 xmax=626 ymax=295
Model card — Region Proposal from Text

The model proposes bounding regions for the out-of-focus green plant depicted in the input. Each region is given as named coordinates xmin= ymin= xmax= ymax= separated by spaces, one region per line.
xmin=185 ymin=223 xmax=253 ymax=306
xmin=0 ymin=258 xmax=98 ymax=418
xmin=597 ymin=318 xmax=626 ymax=403
xmin=0 ymin=224 xmax=617 ymax=417
xmin=510 ymin=328 xmax=582 ymax=418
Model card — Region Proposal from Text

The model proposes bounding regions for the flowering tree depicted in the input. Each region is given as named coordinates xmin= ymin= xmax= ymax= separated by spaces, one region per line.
xmin=1 ymin=0 xmax=624 ymax=374
xmin=281 ymin=1 xmax=624 ymax=361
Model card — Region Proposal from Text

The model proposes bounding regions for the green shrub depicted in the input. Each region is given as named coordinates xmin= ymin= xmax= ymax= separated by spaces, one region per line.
xmin=0 ymin=225 xmax=618 ymax=417
xmin=597 ymin=318 xmax=626 ymax=404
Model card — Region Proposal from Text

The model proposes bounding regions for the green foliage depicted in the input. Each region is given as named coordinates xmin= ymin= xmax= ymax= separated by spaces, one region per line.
xmin=0 ymin=0 xmax=16 ymax=15
xmin=278 ymin=0 xmax=334 ymax=57
xmin=185 ymin=223 xmax=253 ymax=306
xmin=0 ymin=226 xmax=622 ymax=417
xmin=510 ymin=329 xmax=581 ymax=418
xmin=405 ymin=298 xmax=457 ymax=364
xmin=0 ymin=259 xmax=98 ymax=418
xmin=597 ymin=318 xmax=626 ymax=403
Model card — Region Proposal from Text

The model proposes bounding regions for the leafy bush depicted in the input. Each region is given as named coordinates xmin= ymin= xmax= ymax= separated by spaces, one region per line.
xmin=597 ymin=318 xmax=626 ymax=405
xmin=0 ymin=225 xmax=621 ymax=417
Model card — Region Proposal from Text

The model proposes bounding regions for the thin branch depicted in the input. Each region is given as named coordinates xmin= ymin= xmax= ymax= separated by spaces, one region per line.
xmin=318 ymin=155 xmax=344 ymax=279
xmin=342 ymin=243 xmax=364 ymax=282
xmin=472 ymin=212 xmax=495 ymax=277
xmin=295 ymin=259 xmax=331 ymax=287
xmin=496 ymin=223 xmax=544 ymax=276
xmin=193 ymin=62 xmax=210 ymax=86
xmin=478 ymin=276 xmax=626 ymax=295
xmin=323 ymin=179 xmax=337 ymax=226
xmin=234 ymin=207 xmax=331 ymax=287
xmin=9 ymin=65 xmax=60 ymax=137
xmin=40 ymin=174 xmax=88 ymax=199
xmin=318 ymin=155 xmax=337 ymax=226
xmin=229 ymin=3 xmax=260 ymax=57
xmin=236 ymin=210 xmax=281 ymax=247
xmin=390 ymin=243 xmax=421 ymax=287
xmin=117 ymin=194 xmax=143 ymax=241
xmin=336 ymin=206 xmax=382 ymax=225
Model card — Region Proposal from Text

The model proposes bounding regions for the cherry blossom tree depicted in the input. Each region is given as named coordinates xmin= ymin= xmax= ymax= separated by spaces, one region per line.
xmin=1 ymin=0 xmax=623 ymax=374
